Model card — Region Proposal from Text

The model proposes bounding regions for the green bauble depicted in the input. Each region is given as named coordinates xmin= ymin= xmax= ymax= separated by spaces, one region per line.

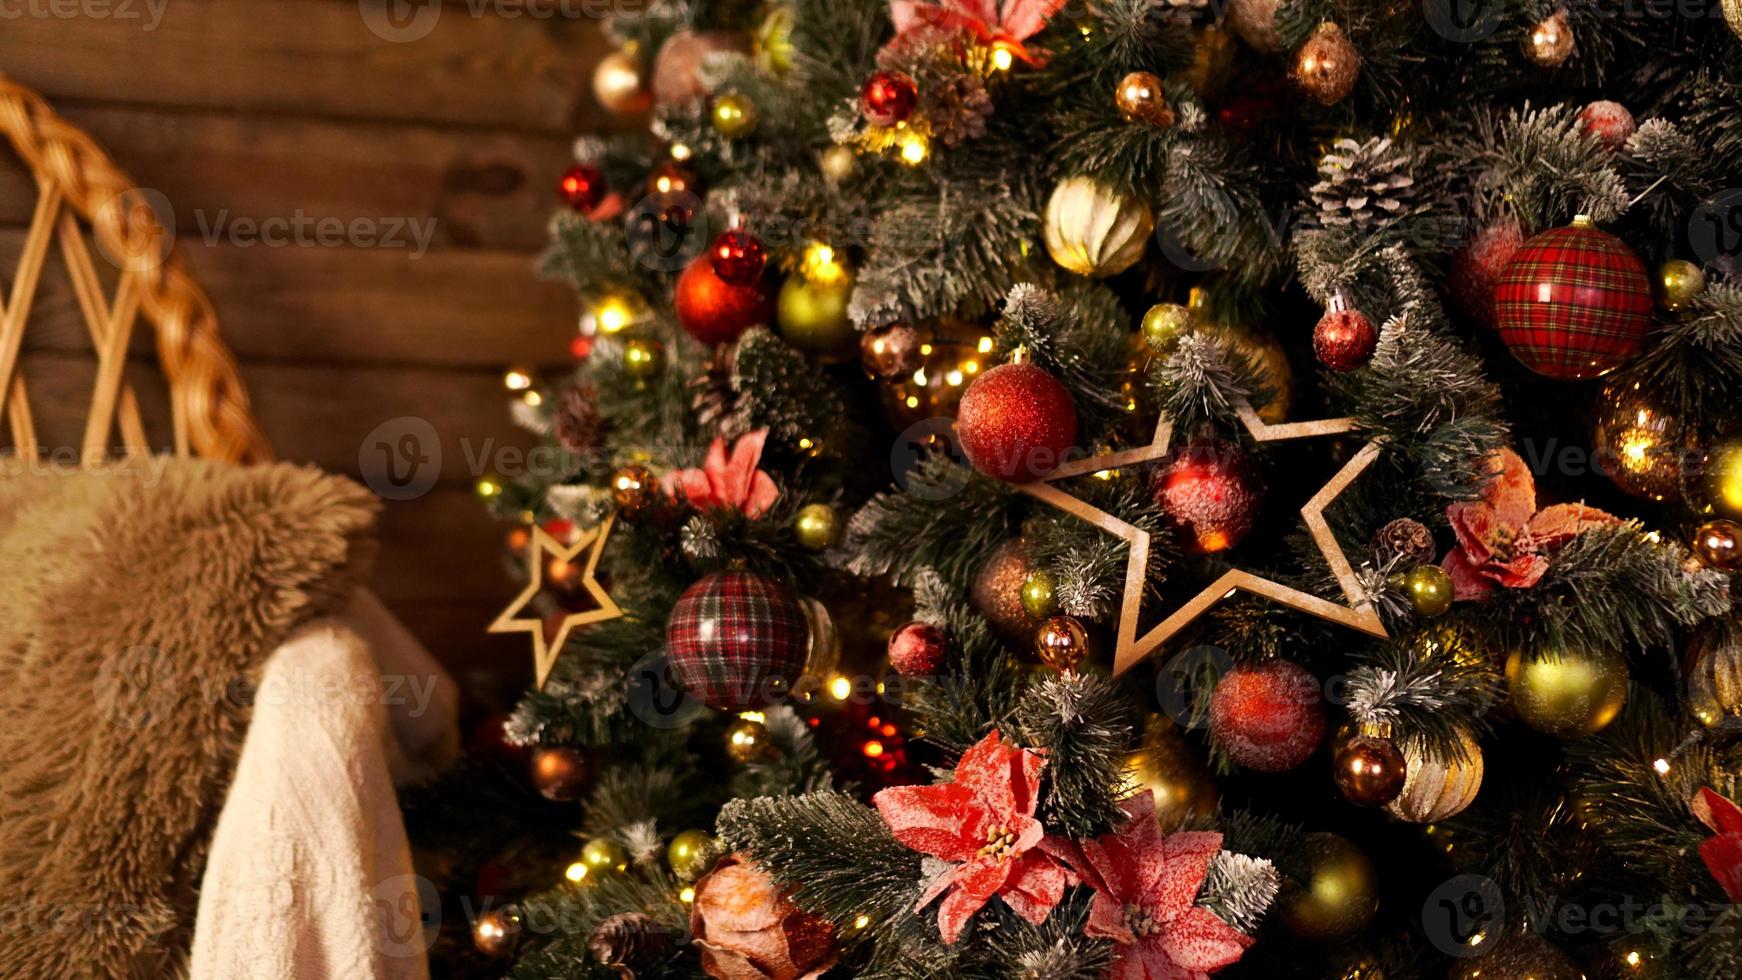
xmin=581 ymin=837 xmax=630 ymax=876
xmin=1020 ymin=570 xmax=1058 ymax=619
xmin=777 ymin=274 xmax=857 ymax=362
xmin=1141 ymin=302 xmax=1192 ymax=353
xmin=667 ymin=829 xmax=717 ymax=880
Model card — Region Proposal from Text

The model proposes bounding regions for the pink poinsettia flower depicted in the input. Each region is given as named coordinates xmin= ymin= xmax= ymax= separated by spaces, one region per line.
xmin=887 ymin=0 xmax=1068 ymax=65
xmin=663 ymin=429 xmax=780 ymax=518
xmin=872 ymin=730 xmax=1068 ymax=943
xmin=1693 ymin=788 xmax=1742 ymax=903
xmin=1442 ymin=447 xmax=1617 ymax=600
xmin=1043 ymin=793 xmax=1252 ymax=980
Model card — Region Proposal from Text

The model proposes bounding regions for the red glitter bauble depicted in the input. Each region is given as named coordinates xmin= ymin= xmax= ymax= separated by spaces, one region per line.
xmin=887 ymin=621 xmax=947 ymax=677
xmin=1448 ymin=217 xmax=1524 ymax=330
xmin=1149 ymin=437 xmax=1263 ymax=554
xmin=1209 ymin=659 xmax=1326 ymax=772
xmin=1577 ymin=100 xmax=1636 ymax=152
xmin=1313 ymin=308 xmax=1378 ymax=372
xmin=956 ymin=361 xmax=1079 ymax=483
xmin=558 ymin=164 xmax=607 ymax=214
xmin=1494 ymin=217 xmax=1653 ymax=379
xmin=709 ymin=229 xmax=766 ymax=285
xmin=860 ymin=70 xmax=918 ymax=126
xmin=675 ymin=253 xmax=774 ymax=346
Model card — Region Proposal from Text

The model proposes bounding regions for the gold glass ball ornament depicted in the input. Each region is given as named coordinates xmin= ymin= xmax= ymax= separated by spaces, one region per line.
xmin=1121 ymin=716 xmax=1219 ymax=830
xmin=1592 ymin=379 xmax=1695 ymax=502
xmin=710 ymin=92 xmax=758 ymax=138
xmin=1410 ymin=619 xmax=1494 ymax=669
xmin=1686 ymin=627 xmax=1742 ymax=729
xmin=1525 ymin=9 xmax=1576 ymax=67
xmin=623 ymin=337 xmax=666 ymax=381
xmin=1280 ymin=833 xmax=1379 ymax=943
xmin=777 ymin=271 xmax=857 ymax=362
xmin=1141 ymin=302 xmax=1192 ymax=354
xmin=1686 ymin=437 xmax=1742 ymax=520
xmin=1656 ymin=259 xmax=1707 ymax=311
xmin=1693 ymin=519 xmax=1742 ymax=572
xmin=1725 ymin=0 xmax=1742 ymax=39
xmin=1384 ymin=728 xmax=1484 ymax=822
xmin=581 ymin=837 xmax=631 ymax=877
xmin=1114 ymin=71 xmax=1175 ymax=128
xmin=1404 ymin=564 xmax=1454 ymax=618
xmin=1043 ymin=176 xmax=1154 ymax=279
xmin=1292 ymin=23 xmax=1361 ymax=106
xmin=593 ymin=49 xmax=652 ymax=115
xmin=611 ymin=464 xmax=658 ymax=516
xmin=726 ymin=715 xmax=774 ymax=763
xmin=793 ymin=502 xmax=840 ymax=551
xmin=472 ymin=905 xmax=522 ymax=957
xmin=1034 ymin=614 xmax=1089 ymax=672
xmin=1019 ymin=570 xmax=1059 ymax=619
xmin=1505 ymin=645 xmax=1628 ymax=738
xmin=667 ymin=829 xmax=718 ymax=880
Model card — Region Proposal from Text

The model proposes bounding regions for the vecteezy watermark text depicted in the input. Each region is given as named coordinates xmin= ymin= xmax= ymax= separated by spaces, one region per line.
xmin=0 ymin=0 xmax=167 ymax=30
xmin=192 ymin=209 xmax=436 ymax=259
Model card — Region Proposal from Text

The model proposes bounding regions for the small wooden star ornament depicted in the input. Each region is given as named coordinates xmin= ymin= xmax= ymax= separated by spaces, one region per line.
xmin=489 ymin=516 xmax=623 ymax=689
xmin=1018 ymin=397 xmax=1387 ymax=676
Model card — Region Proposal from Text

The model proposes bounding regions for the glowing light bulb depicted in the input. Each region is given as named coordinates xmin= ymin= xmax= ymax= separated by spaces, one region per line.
xmin=899 ymin=133 xmax=929 ymax=165
xmin=503 ymin=366 xmax=534 ymax=391
xmin=829 ymin=675 xmax=852 ymax=700
xmin=990 ymin=43 xmax=1015 ymax=71
xmin=565 ymin=862 xmax=587 ymax=883
xmin=596 ymin=298 xmax=633 ymax=334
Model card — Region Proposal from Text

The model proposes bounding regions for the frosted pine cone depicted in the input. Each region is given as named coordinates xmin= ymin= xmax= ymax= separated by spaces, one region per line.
xmin=922 ymin=73 xmax=992 ymax=146
xmin=1309 ymin=137 xmax=1417 ymax=229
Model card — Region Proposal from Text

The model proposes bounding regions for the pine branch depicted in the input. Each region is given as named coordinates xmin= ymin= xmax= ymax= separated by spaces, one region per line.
xmin=1015 ymin=672 xmax=1138 ymax=837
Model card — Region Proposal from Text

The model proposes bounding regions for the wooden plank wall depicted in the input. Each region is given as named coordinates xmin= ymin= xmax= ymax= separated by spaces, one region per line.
xmin=0 ymin=0 xmax=635 ymax=689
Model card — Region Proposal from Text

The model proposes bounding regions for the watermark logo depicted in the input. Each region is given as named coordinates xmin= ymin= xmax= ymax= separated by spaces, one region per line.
xmin=1691 ymin=189 xmax=1742 ymax=267
xmin=93 ymin=645 xmax=179 ymax=730
xmin=0 ymin=0 xmax=169 ymax=31
xmin=624 ymin=650 xmax=706 ymax=730
xmin=1422 ymin=0 xmax=1505 ymax=42
xmin=372 ymin=874 xmax=441 ymax=958
xmin=92 ymin=186 xmax=175 ymax=274
xmin=359 ymin=416 xmax=442 ymax=500
xmin=1153 ymin=645 xmax=1234 ymax=730
xmin=359 ymin=0 xmax=442 ymax=42
xmin=1423 ymin=875 xmax=1506 ymax=957
xmin=624 ymin=191 xmax=708 ymax=272
xmin=891 ymin=418 xmax=971 ymax=500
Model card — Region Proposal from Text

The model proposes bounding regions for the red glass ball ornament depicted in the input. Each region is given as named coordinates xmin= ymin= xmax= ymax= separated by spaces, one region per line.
xmin=887 ymin=621 xmax=947 ymax=677
xmin=1577 ymin=100 xmax=1635 ymax=152
xmin=860 ymin=70 xmax=918 ymax=126
xmin=1313 ymin=307 xmax=1378 ymax=372
xmin=529 ymin=745 xmax=591 ymax=801
xmin=956 ymin=360 xmax=1079 ymax=483
xmin=1150 ymin=437 xmax=1264 ymax=554
xmin=1209 ymin=659 xmax=1326 ymax=772
xmin=675 ymin=252 xmax=775 ymax=345
xmin=1494 ymin=217 xmax=1653 ymax=379
xmin=1449 ymin=217 xmax=1524 ymax=330
xmin=665 ymin=571 xmax=809 ymax=711
xmin=709 ymin=229 xmax=767 ymax=285
xmin=558 ymin=163 xmax=607 ymax=214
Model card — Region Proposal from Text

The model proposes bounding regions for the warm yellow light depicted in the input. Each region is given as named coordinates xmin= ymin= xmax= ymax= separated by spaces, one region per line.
xmin=913 ymin=368 xmax=928 ymax=385
xmin=679 ymin=886 xmax=696 ymax=903
xmin=503 ymin=366 xmax=534 ymax=391
xmin=829 ymin=675 xmax=852 ymax=700
xmin=522 ymin=390 xmax=543 ymax=408
xmin=670 ymin=143 xmax=692 ymax=161
xmin=976 ymin=336 xmax=994 ymax=353
xmin=565 ymin=862 xmax=588 ymax=883
xmin=990 ymin=44 xmax=1015 ymax=71
xmin=919 ymin=343 xmax=934 ymax=356
xmin=905 ymin=396 xmax=919 ymax=408
xmin=1626 ymin=950 xmax=1642 ymax=968
xmin=596 ymin=298 xmax=633 ymax=334
xmin=802 ymin=242 xmax=845 ymax=284
xmin=899 ymin=133 xmax=929 ymax=165
xmin=476 ymin=477 xmax=503 ymax=499
xmin=655 ymin=175 xmax=674 ymax=193
xmin=945 ymin=369 xmax=964 ymax=386
xmin=739 ymin=710 xmax=766 ymax=724
xmin=798 ymin=437 xmax=814 ymax=450
xmin=853 ymin=914 xmax=870 ymax=930
xmin=1653 ymin=757 xmax=1671 ymax=775
xmin=863 ymin=741 xmax=885 ymax=758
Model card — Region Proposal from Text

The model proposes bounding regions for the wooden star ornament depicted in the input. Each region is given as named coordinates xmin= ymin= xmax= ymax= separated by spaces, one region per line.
xmin=488 ymin=515 xmax=623 ymax=689
xmin=1018 ymin=397 xmax=1387 ymax=677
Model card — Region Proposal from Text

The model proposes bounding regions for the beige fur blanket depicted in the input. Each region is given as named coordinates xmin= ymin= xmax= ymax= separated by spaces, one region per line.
xmin=0 ymin=458 xmax=378 ymax=979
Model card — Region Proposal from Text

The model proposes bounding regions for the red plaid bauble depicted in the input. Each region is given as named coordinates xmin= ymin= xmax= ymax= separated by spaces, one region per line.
xmin=666 ymin=571 xmax=809 ymax=711
xmin=1494 ymin=217 xmax=1653 ymax=379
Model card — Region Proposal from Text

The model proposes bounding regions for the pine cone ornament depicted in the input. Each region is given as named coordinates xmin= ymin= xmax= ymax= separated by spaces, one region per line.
xmin=589 ymin=912 xmax=670 ymax=977
xmin=922 ymin=73 xmax=992 ymax=147
xmin=1309 ymin=137 xmax=1417 ymax=229
xmin=1372 ymin=517 xmax=1435 ymax=568
xmin=689 ymin=346 xmax=740 ymax=432
xmin=554 ymin=384 xmax=608 ymax=455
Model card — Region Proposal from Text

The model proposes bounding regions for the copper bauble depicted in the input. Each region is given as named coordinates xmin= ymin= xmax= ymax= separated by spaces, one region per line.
xmin=1524 ymin=9 xmax=1576 ymax=68
xmin=611 ymin=464 xmax=657 ymax=516
xmin=1505 ymin=645 xmax=1628 ymax=738
xmin=1115 ymin=71 xmax=1174 ymax=127
xmin=1121 ymin=716 xmax=1219 ymax=830
xmin=473 ymin=906 xmax=522 ymax=957
xmin=1280 ymin=833 xmax=1379 ymax=942
xmin=593 ymin=50 xmax=652 ymax=115
xmin=530 ymin=745 xmax=591 ymax=801
xmin=653 ymin=30 xmax=748 ymax=106
xmin=861 ymin=322 xmax=922 ymax=379
xmin=1694 ymin=519 xmax=1742 ymax=572
xmin=1034 ymin=615 xmax=1089 ymax=671
xmin=1333 ymin=732 xmax=1407 ymax=807
xmin=1592 ymin=379 xmax=1694 ymax=503
xmin=1384 ymin=728 xmax=1484 ymax=822
xmin=1687 ymin=627 xmax=1742 ymax=729
xmin=876 ymin=319 xmax=995 ymax=430
xmin=972 ymin=540 xmax=1038 ymax=640
xmin=1293 ymin=23 xmax=1361 ymax=106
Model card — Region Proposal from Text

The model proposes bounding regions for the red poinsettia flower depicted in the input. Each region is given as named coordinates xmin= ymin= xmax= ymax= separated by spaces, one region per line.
xmin=1692 ymin=787 xmax=1742 ymax=902
xmin=1043 ymin=793 xmax=1253 ymax=980
xmin=663 ymin=428 xmax=780 ymax=518
xmin=1442 ymin=447 xmax=1617 ymax=601
xmin=887 ymin=0 xmax=1068 ymax=66
xmin=872 ymin=729 xmax=1067 ymax=943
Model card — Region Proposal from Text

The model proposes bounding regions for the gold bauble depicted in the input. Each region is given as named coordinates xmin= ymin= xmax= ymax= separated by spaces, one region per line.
xmin=1592 ymin=379 xmax=1694 ymax=503
xmin=1687 ymin=437 xmax=1742 ymax=520
xmin=1184 ymin=24 xmax=1238 ymax=98
xmin=1405 ymin=565 xmax=1454 ymax=618
xmin=1020 ymin=570 xmax=1059 ymax=619
xmin=667 ymin=829 xmax=718 ymax=880
xmin=710 ymin=92 xmax=758 ymax=138
xmin=777 ymin=273 xmax=857 ymax=362
xmin=1280 ymin=833 xmax=1379 ymax=943
xmin=581 ymin=837 xmax=630 ymax=877
xmin=726 ymin=716 xmax=773 ymax=763
xmin=1725 ymin=0 xmax=1742 ymax=39
xmin=1524 ymin=9 xmax=1576 ymax=67
xmin=1505 ymin=645 xmax=1628 ymax=738
xmin=1121 ymin=716 xmax=1219 ymax=830
xmin=1034 ymin=614 xmax=1089 ymax=671
xmin=878 ymin=319 xmax=996 ymax=431
xmin=1656 ymin=259 xmax=1707 ymax=311
xmin=1141 ymin=302 xmax=1192 ymax=354
xmin=1410 ymin=619 xmax=1494 ymax=670
xmin=1114 ymin=71 xmax=1174 ymax=128
xmin=793 ymin=502 xmax=840 ymax=551
xmin=1693 ymin=519 xmax=1742 ymax=572
xmin=1189 ymin=289 xmax=1292 ymax=423
xmin=610 ymin=464 xmax=658 ymax=516
xmin=1447 ymin=930 xmax=1581 ymax=980
xmin=472 ymin=906 xmax=522 ymax=957
xmin=623 ymin=337 xmax=665 ymax=381
xmin=1293 ymin=23 xmax=1361 ymax=106
xmin=1225 ymin=0 xmax=1286 ymax=53
xmin=755 ymin=5 xmax=796 ymax=75
xmin=820 ymin=145 xmax=857 ymax=183
xmin=592 ymin=50 xmax=652 ymax=115
xmin=1044 ymin=176 xmax=1154 ymax=279
xmin=1686 ymin=627 xmax=1742 ymax=729
xmin=1384 ymin=728 xmax=1484 ymax=822
xmin=972 ymin=540 xmax=1038 ymax=641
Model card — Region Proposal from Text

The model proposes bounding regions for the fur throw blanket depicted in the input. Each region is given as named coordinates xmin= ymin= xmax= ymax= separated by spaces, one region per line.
xmin=0 ymin=459 xmax=378 ymax=979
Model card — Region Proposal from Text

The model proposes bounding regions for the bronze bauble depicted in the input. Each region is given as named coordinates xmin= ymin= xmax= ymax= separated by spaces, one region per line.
xmin=971 ymin=540 xmax=1035 ymax=640
xmin=1115 ymin=71 xmax=1174 ymax=127
xmin=592 ymin=50 xmax=652 ymax=115
xmin=1694 ymin=519 xmax=1742 ymax=572
xmin=1524 ymin=9 xmax=1576 ymax=67
xmin=1333 ymin=733 xmax=1407 ymax=807
xmin=530 ymin=745 xmax=591 ymax=801
xmin=1293 ymin=23 xmax=1361 ymax=106
xmin=1034 ymin=615 xmax=1089 ymax=672
xmin=1280 ymin=833 xmax=1379 ymax=942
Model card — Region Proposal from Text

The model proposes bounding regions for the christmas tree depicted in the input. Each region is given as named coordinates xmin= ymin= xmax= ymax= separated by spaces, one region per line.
xmin=409 ymin=0 xmax=1742 ymax=976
